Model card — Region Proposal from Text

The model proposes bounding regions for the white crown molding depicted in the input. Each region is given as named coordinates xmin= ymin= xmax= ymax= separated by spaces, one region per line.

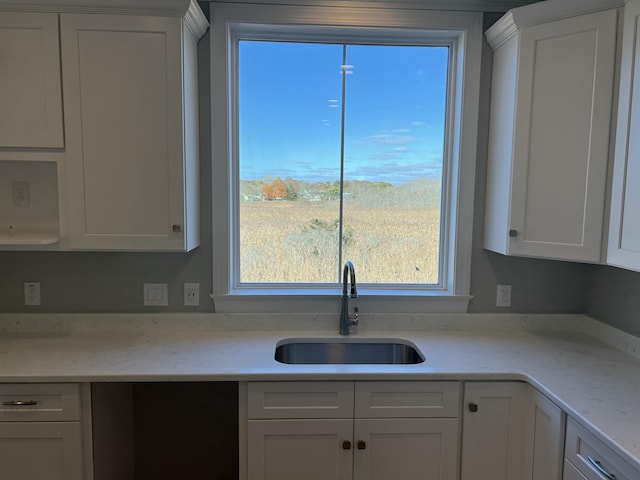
xmin=486 ymin=0 xmax=624 ymax=49
xmin=185 ymin=0 xmax=209 ymax=39
xmin=208 ymin=0 xmax=542 ymax=13
xmin=0 ymin=0 xmax=198 ymax=16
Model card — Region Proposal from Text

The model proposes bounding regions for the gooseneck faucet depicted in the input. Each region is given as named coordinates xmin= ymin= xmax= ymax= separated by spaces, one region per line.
xmin=340 ymin=261 xmax=359 ymax=335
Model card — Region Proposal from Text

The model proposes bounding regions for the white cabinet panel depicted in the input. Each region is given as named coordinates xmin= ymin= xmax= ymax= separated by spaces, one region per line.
xmin=248 ymin=382 xmax=354 ymax=419
xmin=484 ymin=8 xmax=617 ymax=262
xmin=354 ymin=381 xmax=459 ymax=418
xmin=61 ymin=13 xmax=200 ymax=251
xmin=608 ymin=0 xmax=640 ymax=271
xmin=0 ymin=12 xmax=63 ymax=148
xmin=461 ymin=382 xmax=528 ymax=480
xmin=0 ymin=422 xmax=84 ymax=480
xmin=247 ymin=419 xmax=353 ymax=480
xmin=525 ymin=386 xmax=565 ymax=480
xmin=353 ymin=418 xmax=458 ymax=480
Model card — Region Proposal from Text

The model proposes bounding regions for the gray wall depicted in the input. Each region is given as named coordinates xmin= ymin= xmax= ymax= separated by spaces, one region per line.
xmin=586 ymin=265 xmax=640 ymax=337
xmin=0 ymin=14 xmax=621 ymax=324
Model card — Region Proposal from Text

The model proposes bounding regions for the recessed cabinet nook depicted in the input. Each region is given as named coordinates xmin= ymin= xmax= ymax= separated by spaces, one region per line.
xmin=0 ymin=0 xmax=206 ymax=251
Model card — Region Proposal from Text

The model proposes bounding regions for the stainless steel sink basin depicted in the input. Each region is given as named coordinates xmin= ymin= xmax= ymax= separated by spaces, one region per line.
xmin=274 ymin=338 xmax=424 ymax=365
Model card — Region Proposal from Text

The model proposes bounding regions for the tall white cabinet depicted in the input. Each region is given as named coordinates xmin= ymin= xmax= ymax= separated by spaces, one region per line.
xmin=484 ymin=2 xmax=619 ymax=262
xmin=61 ymin=9 xmax=203 ymax=251
xmin=607 ymin=0 xmax=640 ymax=271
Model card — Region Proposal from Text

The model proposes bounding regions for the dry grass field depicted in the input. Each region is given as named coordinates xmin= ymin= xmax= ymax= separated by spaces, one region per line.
xmin=240 ymin=199 xmax=441 ymax=284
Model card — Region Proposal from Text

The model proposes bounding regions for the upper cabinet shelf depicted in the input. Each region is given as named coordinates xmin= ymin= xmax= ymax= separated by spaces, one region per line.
xmin=483 ymin=0 xmax=620 ymax=263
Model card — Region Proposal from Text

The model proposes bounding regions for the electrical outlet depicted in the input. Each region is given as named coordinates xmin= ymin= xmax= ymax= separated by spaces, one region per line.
xmin=12 ymin=182 xmax=30 ymax=207
xmin=184 ymin=283 xmax=200 ymax=306
xmin=143 ymin=283 xmax=168 ymax=306
xmin=496 ymin=284 xmax=512 ymax=307
xmin=24 ymin=282 xmax=41 ymax=306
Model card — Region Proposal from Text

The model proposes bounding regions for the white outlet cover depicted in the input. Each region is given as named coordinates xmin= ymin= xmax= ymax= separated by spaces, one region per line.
xmin=184 ymin=283 xmax=200 ymax=306
xmin=496 ymin=284 xmax=512 ymax=307
xmin=143 ymin=283 xmax=168 ymax=306
xmin=24 ymin=282 xmax=41 ymax=306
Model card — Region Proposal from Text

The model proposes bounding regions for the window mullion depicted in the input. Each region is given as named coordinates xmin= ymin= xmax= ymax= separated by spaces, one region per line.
xmin=337 ymin=43 xmax=348 ymax=281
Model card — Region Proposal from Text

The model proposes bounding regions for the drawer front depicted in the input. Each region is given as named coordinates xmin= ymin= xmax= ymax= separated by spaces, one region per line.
xmin=355 ymin=381 xmax=460 ymax=418
xmin=565 ymin=417 xmax=638 ymax=480
xmin=0 ymin=384 xmax=80 ymax=422
xmin=563 ymin=460 xmax=589 ymax=480
xmin=248 ymin=382 xmax=354 ymax=419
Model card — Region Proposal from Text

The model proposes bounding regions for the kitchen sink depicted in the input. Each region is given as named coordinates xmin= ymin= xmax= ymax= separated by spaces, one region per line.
xmin=274 ymin=338 xmax=425 ymax=365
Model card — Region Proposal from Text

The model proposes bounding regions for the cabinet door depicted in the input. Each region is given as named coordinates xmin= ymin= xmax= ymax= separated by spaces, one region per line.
xmin=353 ymin=418 xmax=458 ymax=480
xmin=61 ymin=14 xmax=189 ymax=250
xmin=525 ymin=387 xmax=565 ymax=480
xmin=247 ymin=419 xmax=353 ymax=480
xmin=506 ymin=10 xmax=616 ymax=261
xmin=0 ymin=422 xmax=83 ymax=480
xmin=460 ymin=382 xmax=528 ymax=480
xmin=608 ymin=0 xmax=640 ymax=271
xmin=0 ymin=12 xmax=64 ymax=148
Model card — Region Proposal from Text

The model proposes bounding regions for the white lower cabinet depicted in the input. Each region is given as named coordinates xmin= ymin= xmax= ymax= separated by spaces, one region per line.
xmin=0 ymin=383 xmax=89 ymax=480
xmin=244 ymin=381 xmax=460 ymax=480
xmin=353 ymin=418 xmax=458 ymax=480
xmin=461 ymin=382 xmax=565 ymax=480
xmin=461 ymin=382 xmax=529 ymax=480
xmin=0 ymin=422 xmax=83 ymax=480
xmin=526 ymin=386 xmax=566 ymax=480
xmin=564 ymin=417 xmax=640 ymax=480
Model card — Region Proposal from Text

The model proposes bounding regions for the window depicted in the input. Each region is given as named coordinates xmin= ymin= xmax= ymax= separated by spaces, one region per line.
xmin=210 ymin=4 xmax=482 ymax=313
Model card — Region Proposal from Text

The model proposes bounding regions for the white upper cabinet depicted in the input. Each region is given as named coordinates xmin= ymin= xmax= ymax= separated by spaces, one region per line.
xmin=0 ymin=12 xmax=64 ymax=149
xmin=607 ymin=0 xmax=640 ymax=271
xmin=61 ymin=8 xmax=205 ymax=251
xmin=484 ymin=2 xmax=619 ymax=262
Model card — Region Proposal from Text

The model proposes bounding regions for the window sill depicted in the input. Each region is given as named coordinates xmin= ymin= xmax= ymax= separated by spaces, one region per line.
xmin=210 ymin=290 xmax=472 ymax=314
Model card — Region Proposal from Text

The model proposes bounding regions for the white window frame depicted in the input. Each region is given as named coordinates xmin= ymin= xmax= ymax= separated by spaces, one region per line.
xmin=210 ymin=3 xmax=482 ymax=313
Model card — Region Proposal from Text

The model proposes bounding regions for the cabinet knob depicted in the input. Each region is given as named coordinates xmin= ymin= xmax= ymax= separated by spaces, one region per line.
xmin=468 ymin=403 xmax=478 ymax=412
xmin=357 ymin=440 xmax=366 ymax=450
xmin=508 ymin=229 xmax=518 ymax=238
xmin=342 ymin=440 xmax=351 ymax=450
xmin=172 ymin=224 xmax=182 ymax=233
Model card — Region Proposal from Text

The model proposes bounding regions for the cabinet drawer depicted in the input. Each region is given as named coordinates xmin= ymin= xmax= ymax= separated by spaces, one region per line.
xmin=248 ymin=382 xmax=354 ymax=419
xmin=0 ymin=384 xmax=80 ymax=422
xmin=563 ymin=460 xmax=588 ymax=480
xmin=355 ymin=381 xmax=460 ymax=418
xmin=565 ymin=417 xmax=639 ymax=480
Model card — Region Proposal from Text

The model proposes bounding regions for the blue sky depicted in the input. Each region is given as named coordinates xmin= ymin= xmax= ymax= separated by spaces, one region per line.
xmin=239 ymin=41 xmax=448 ymax=185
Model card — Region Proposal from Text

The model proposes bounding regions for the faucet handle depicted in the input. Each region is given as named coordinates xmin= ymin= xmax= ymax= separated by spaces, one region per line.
xmin=350 ymin=307 xmax=359 ymax=326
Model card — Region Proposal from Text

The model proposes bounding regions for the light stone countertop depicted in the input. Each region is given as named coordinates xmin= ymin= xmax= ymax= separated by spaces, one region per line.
xmin=0 ymin=312 xmax=639 ymax=472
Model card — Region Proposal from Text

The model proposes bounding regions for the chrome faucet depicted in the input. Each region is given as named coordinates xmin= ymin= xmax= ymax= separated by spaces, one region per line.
xmin=340 ymin=261 xmax=358 ymax=335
